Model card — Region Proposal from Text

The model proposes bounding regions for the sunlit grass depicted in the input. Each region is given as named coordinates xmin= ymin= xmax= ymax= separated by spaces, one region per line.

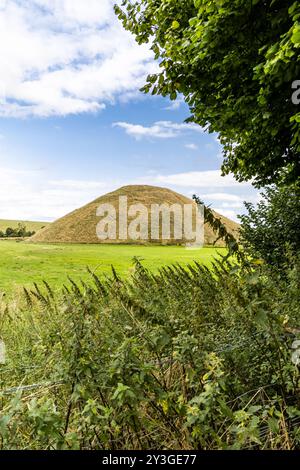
xmin=0 ymin=240 xmax=226 ymax=295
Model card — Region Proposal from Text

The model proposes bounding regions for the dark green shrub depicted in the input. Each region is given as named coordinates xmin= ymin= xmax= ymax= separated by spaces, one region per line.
xmin=239 ymin=185 xmax=300 ymax=268
xmin=1 ymin=224 xmax=35 ymax=238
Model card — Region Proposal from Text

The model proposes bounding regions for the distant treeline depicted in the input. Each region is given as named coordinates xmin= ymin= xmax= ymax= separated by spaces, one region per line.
xmin=0 ymin=223 xmax=35 ymax=238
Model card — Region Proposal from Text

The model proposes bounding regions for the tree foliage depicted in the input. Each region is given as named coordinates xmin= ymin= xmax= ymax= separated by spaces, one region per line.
xmin=0 ymin=223 xmax=35 ymax=239
xmin=193 ymin=195 xmax=242 ymax=261
xmin=115 ymin=0 xmax=300 ymax=186
xmin=239 ymin=185 xmax=300 ymax=267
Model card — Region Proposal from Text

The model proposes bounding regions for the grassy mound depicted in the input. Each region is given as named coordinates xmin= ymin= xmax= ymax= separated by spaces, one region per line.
xmin=30 ymin=185 xmax=239 ymax=246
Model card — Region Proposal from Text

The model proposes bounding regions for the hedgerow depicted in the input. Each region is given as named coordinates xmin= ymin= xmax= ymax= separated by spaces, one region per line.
xmin=0 ymin=256 xmax=299 ymax=449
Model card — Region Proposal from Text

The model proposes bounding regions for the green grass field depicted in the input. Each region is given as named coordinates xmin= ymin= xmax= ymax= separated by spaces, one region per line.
xmin=0 ymin=219 xmax=49 ymax=232
xmin=0 ymin=240 xmax=225 ymax=295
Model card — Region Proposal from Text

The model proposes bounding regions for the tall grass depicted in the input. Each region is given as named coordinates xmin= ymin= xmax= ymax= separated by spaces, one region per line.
xmin=0 ymin=257 xmax=299 ymax=449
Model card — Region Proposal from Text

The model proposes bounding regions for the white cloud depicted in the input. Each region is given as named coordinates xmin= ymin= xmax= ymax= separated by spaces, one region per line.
xmin=201 ymin=193 xmax=242 ymax=202
xmin=214 ymin=135 xmax=222 ymax=145
xmin=148 ymin=170 xmax=251 ymax=188
xmin=213 ymin=208 xmax=238 ymax=221
xmin=0 ymin=164 xmax=257 ymax=222
xmin=0 ymin=0 xmax=156 ymax=117
xmin=185 ymin=143 xmax=198 ymax=150
xmin=113 ymin=121 xmax=204 ymax=140
xmin=218 ymin=201 xmax=244 ymax=209
xmin=164 ymin=96 xmax=185 ymax=111
xmin=0 ymin=166 xmax=120 ymax=220
xmin=49 ymin=180 xmax=109 ymax=190
xmin=32 ymin=0 xmax=113 ymax=25
xmin=164 ymin=101 xmax=181 ymax=111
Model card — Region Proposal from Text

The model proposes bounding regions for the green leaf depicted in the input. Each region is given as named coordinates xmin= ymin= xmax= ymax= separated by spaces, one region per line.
xmin=291 ymin=28 xmax=300 ymax=45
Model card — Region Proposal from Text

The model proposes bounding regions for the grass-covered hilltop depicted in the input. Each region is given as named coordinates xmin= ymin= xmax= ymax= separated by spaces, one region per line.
xmin=30 ymin=185 xmax=239 ymax=246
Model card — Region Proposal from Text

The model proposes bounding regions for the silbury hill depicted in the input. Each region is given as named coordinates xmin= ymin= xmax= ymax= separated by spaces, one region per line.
xmin=30 ymin=185 xmax=239 ymax=246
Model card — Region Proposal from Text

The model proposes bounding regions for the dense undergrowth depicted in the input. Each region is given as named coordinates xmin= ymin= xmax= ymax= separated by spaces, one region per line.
xmin=0 ymin=256 xmax=299 ymax=450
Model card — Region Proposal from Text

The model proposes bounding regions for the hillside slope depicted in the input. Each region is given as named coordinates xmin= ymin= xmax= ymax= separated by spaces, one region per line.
xmin=30 ymin=185 xmax=240 ymax=246
xmin=0 ymin=219 xmax=49 ymax=233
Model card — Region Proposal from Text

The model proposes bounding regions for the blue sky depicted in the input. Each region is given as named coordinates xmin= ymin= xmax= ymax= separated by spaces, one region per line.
xmin=0 ymin=0 xmax=258 ymax=222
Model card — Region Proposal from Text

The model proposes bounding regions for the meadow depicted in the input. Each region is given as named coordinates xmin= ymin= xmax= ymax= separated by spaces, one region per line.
xmin=0 ymin=240 xmax=226 ymax=294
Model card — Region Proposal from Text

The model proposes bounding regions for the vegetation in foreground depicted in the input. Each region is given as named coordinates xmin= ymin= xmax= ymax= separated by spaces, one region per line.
xmin=0 ymin=242 xmax=225 ymax=295
xmin=0 ymin=256 xmax=299 ymax=450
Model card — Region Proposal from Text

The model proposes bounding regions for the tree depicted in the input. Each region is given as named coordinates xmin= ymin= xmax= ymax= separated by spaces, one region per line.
xmin=239 ymin=185 xmax=300 ymax=267
xmin=115 ymin=0 xmax=300 ymax=187
xmin=17 ymin=223 xmax=27 ymax=238
xmin=5 ymin=227 xmax=15 ymax=237
xmin=1 ymin=224 xmax=35 ymax=238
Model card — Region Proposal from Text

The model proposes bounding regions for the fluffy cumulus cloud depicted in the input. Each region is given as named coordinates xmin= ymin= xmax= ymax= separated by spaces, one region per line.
xmin=0 ymin=0 xmax=156 ymax=117
xmin=113 ymin=121 xmax=205 ymax=140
